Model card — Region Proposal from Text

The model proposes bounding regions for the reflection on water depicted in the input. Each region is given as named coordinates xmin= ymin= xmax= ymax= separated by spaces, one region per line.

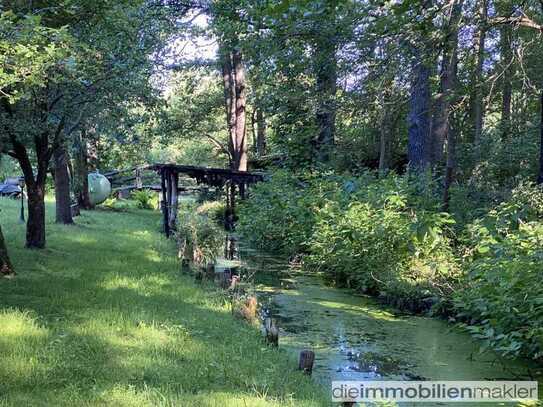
xmin=238 ymin=247 xmax=543 ymax=406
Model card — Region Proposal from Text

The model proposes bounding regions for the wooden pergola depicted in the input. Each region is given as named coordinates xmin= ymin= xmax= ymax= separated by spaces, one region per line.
xmin=150 ymin=164 xmax=265 ymax=237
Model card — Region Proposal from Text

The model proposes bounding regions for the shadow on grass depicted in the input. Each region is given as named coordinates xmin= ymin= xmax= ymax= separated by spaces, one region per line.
xmin=0 ymin=201 xmax=327 ymax=406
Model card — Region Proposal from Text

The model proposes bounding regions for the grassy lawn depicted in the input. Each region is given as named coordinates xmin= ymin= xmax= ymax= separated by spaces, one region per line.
xmin=0 ymin=198 xmax=328 ymax=406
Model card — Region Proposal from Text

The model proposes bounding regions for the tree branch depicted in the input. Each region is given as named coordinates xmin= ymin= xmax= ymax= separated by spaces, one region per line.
xmin=489 ymin=14 xmax=543 ymax=32
xmin=203 ymin=133 xmax=231 ymax=158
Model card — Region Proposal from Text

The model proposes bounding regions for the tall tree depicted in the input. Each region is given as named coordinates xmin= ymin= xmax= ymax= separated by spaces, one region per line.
xmin=313 ymin=2 xmax=338 ymax=163
xmin=220 ymin=45 xmax=248 ymax=171
xmin=470 ymin=0 xmax=488 ymax=143
xmin=232 ymin=48 xmax=248 ymax=171
xmin=538 ymin=91 xmax=543 ymax=184
xmin=407 ymin=47 xmax=432 ymax=170
xmin=430 ymin=0 xmax=464 ymax=165
xmin=255 ymin=107 xmax=267 ymax=157
xmin=499 ymin=3 xmax=514 ymax=138
xmin=73 ymin=130 xmax=93 ymax=209
xmin=54 ymin=143 xmax=73 ymax=224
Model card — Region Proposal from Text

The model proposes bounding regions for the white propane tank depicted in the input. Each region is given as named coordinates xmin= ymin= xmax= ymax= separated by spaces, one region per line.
xmin=88 ymin=172 xmax=111 ymax=205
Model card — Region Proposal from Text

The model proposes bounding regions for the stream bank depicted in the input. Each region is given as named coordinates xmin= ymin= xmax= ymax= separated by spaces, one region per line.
xmin=237 ymin=247 xmax=543 ymax=406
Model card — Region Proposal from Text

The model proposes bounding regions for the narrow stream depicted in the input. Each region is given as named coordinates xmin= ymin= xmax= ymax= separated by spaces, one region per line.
xmin=237 ymin=247 xmax=543 ymax=406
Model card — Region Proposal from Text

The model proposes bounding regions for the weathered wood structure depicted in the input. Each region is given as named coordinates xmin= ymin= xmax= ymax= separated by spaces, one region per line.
xmin=150 ymin=164 xmax=264 ymax=237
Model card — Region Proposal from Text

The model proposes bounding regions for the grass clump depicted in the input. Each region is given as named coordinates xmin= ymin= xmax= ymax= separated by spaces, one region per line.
xmin=0 ymin=197 xmax=327 ymax=406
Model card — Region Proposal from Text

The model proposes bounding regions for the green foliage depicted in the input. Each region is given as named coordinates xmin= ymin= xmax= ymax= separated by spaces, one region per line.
xmin=0 ymin=12 xmax=73 ymax=103
xmin=196 ymin=200 xmax=227 ymax=225
xmin=237 ymin=170 xmax=322 ymax=255
xmin=242 ymin=172 xmax=543 ymax=360
xmin=154 ymin=69 xmax=229 ymax=168
xmin=239 ymin=171 xmax=459 ymax=309
xmin=176 ymin=202 xmax=225 ymax=266
xmin=0 ymin=156 xmax=18 ymax=181
xmin=101 ymin=197 xmax=139 ymax=212
xmin=306 ymin=174 xmax=459 ymax=306
xmin=130 ymin=190 xmax=157 ymax=210
xmin=455 ymin=183 xmax=543 ymax=361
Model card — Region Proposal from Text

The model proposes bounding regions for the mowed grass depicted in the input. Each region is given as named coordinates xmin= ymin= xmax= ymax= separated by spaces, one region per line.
xmin=0 ymin=198 xmax=328 ymax=406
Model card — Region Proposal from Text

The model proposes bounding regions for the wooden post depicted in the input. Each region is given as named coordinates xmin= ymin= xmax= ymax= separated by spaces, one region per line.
xmin=298 ymin=350 xmax=315 ymax=375
xmin=169 ymin=171 xmax=178 ymax=231
xmin=217 ymin=268 xmax=232 ymax=288
xmin=135 ymin=167 xmax=142 ymax=189
xmin=241 ymin=296 xmax=258 ymax=323
xmin=205 ymin=262 xmax=215 ymax=279
xmin=19 ymin=180 xmax=25 ymax=223
xmin=264 ymin=317 xmax=279 ymax=347
xmin=161 ymin=169 xmax=170 ymax=237
xmin=70 ymin=203 xmax=80 ymax=217
xmin=181 ymin=258 xmax=190 ymax=273
xmin=229 ymin=275 xmax=240 ymax=289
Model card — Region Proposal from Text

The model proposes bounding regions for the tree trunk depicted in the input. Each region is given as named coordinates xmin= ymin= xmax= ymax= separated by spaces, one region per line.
xmin=26 ymin=183 xmax=46 ymax=249
xmin=251 ymin=108 xmax=257 ymax=154
xmin=12 ymin=132 xmax=51 ymax=249
xmin=500 ymin=18 xmax=513 ymax=138
xmin=54 ymin=144 xmax=74 ymax=224
xmin=407 ymin=47 xmax=432 ymax=170
xmin=471 ymin=0 xmax=487 ymax=143
xmin=538 ymin=91 xmax=543 ymax=184
xmin=221 ymin=48 xmax=237 ymax=167
xmin=232 ymin=48 xmax=248 ymax=171
xmin=0 ymin=225 xmax=15 ymax=277
xmin=73 ymin=131 xmax=92 ymax=209
xmin=430 ymin=0 xmax=463 ymax=165
xmin=442 ymin=119 xmax=457 ymax=211
xmin=314 ymin=17 xmax=337 ymax=163
xmin=379 ymin=90 xmax=392 ymax=174
xmin=256 ymin=107 xmax=267 ymax=157
xmin=221 ymin=45 xmax=248 ymax=172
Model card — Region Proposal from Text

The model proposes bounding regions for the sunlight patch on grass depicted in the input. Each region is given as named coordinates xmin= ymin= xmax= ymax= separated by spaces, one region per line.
xmin=0 ymin=200 xmax=328 ymax=406
xmin=0 ymin=310 xmax=50 ymax=385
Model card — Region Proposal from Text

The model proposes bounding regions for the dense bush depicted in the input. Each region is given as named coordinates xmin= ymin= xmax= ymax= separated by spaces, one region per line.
xmin=239 ymin=171 xmax=459 ymax=309
xmin=131 ymin=190 xmax=158 ymax=210
xmin=240 ymin=171 xmax=543 ymax=361
xmin=306 ymin=174 xmax=459 ymax=308
xmin=454 ymin=183 xmax=543 ymax=361
xmin=196 ymin=200 xmax=226 ymax=225
xmin=101 ymin=197 xmax=140 ymax=212
xmin=237 ymin=170 xmax=320 ymax=255
xmin=176 ymin=202 xmax=225 ymax=265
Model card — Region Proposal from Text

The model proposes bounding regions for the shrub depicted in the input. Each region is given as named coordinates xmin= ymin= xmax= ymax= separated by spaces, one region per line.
xmin=131 ymin=189 xmax=157 ymax=210
xmin=306 ymin=174 xmax=459 ymax=307
xmin=454 ymin=183 xmax=543 ymax=360
xmin=239 ymin=170 xmax=459 ymax=310
xmin=176 ymin=202 xmax=224 ymax=266
xmin=237 ymin=170 xmax=319 ymax=255
xmin=101 ymin=197 xmax=139 ymax=212
xmin=196 ymin=200 xmax=226 ymax=225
